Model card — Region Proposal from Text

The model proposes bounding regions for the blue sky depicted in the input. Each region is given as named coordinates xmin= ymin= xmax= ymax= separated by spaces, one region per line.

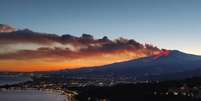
xmin=0 ymin=0 xmax=201 ymax=55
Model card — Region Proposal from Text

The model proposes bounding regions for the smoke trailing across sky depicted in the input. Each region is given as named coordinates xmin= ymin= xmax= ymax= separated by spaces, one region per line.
xmin=0 ymin=25 xmax=161 ymax=72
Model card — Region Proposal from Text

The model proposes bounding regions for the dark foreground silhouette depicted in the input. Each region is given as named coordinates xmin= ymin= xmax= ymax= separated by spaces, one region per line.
xmin=70 ymin=77 xmax=201 ymax=101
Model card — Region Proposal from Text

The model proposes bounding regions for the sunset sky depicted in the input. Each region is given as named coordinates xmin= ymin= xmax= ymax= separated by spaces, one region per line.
xmin=0 ymin=29 xmax=161 ymax=72
xmin=0 ymin=0 xmax=201 ymax=72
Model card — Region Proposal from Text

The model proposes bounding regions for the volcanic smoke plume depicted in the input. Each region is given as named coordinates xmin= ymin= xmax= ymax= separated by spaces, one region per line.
xmin=0 ymin=25 xmax=162 ymax=72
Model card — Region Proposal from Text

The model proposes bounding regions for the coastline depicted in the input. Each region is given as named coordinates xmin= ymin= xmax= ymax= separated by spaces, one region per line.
xmin=0 ymin=87 xmax=77 ymax=101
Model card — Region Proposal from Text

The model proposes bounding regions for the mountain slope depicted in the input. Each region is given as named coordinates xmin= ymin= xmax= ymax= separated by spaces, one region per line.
xmin=62 ymin=50 xmax=201 ymax=80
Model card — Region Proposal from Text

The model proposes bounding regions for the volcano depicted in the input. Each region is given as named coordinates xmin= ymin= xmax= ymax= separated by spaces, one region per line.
xmin=61 ymin=50 xmax=201 ymax=80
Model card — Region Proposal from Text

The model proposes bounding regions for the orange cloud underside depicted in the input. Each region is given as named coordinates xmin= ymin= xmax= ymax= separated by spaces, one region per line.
xmin=0 ymin=50 xmax=153 ymax=72
xmin=0 ymin=30 xmax=161 ymax=72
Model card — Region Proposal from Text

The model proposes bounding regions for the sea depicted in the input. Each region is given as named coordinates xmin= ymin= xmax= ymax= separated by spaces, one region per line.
xmin=0 ymin=89 xmax=67 ymax=101
xmin=0 ymin=74 xmax=68 ymax=101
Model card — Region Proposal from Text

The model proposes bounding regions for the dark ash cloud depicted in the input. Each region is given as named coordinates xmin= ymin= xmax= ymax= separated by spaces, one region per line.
xmin=0 ymin=28 xmax=161 ymax=60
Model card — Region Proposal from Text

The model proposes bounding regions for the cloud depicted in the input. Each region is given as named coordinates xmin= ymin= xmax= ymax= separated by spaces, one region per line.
xmin=0 ymin=29 xmax=162 ymax=71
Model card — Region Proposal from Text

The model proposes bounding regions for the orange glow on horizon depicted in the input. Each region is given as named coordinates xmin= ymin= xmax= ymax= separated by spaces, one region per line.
xmin=0 ymin=50 xmax=160 ymax=72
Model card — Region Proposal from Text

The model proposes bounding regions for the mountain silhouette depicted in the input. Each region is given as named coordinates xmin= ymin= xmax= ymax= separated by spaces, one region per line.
xmin=61 ymin=50 xmax=201 ymax=80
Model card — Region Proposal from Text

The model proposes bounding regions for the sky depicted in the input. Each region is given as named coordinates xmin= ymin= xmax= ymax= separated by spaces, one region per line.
xmin=0 ymin=0 xmax=201 ymax=55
